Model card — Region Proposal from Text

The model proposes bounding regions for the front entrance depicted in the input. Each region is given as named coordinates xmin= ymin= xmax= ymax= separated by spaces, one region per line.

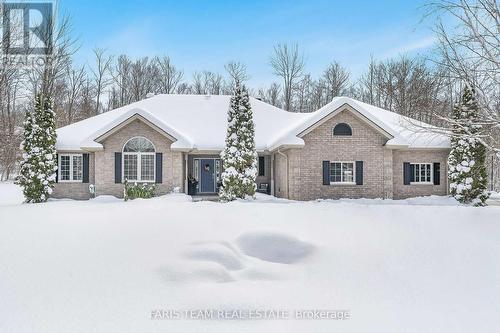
xmin=200 ymin=159 xmax=215 ymax=193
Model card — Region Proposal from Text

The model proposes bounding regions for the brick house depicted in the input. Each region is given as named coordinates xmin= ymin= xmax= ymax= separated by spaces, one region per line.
xmin=53 ymin=94 xmax=450 ymax=200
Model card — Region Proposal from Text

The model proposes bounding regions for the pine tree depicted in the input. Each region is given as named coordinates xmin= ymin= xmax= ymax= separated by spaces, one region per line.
xmin=219 ymin=84 xmax=258 ymax=201
xmin=16 ymin=94 xmax=58 ymax=203
xmin=448 ymin=85 xmax=489 ymax=206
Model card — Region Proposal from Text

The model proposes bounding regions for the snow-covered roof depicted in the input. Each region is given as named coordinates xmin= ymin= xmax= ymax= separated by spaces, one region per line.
xmin=56 ymin=94 xmax=450 ymax=152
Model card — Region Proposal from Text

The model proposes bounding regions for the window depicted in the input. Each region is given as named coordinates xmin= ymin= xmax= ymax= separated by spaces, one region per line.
xmin=193 ymin=159 xmax=200 ymax=182
xmin=123 ymin=154 xmax=138 ymax=180
xmin=122 ymin=137 xmax=155 ymax=182
xmin=72 ymin=155 xmax=83 ymax=180
xmin=60 ymin=155 xmax=70 ymax=181
xmin=333 ymin=123 xmax=352 ymax=136
xmin=411 ymin=163 xmax=432 ymax=184
xmin=58 ymin=154 xmax=83 ymax=182
xmin=215 ymin=159 xmax=221 ymax=184
xmin=330 ymin=162 xmax=355 ymax=184
xmin=258 ymin=156 xmax=265 ymax=176
xmin=140 ymin=155 xmax=155 ymax=181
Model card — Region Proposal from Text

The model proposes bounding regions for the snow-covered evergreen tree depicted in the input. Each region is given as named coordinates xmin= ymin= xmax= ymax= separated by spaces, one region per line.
xmin=16 ymin=94 xmax=58 ymax=203
xmin=219 ymin=84 xmax=258 ymax=201
xmin=448 ymin=85 xmax=489 ymax=206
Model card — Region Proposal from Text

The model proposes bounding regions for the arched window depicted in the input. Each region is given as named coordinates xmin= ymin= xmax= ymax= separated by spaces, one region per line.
xmin=333 ymin=123 xmax=352 ymax=136
xmin=123 ymin=137 xmax=155 ymax=182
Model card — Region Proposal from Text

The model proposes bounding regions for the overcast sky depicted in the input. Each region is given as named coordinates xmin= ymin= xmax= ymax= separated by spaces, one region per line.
xmin=61 ymin=0 xmax=437 ymax=88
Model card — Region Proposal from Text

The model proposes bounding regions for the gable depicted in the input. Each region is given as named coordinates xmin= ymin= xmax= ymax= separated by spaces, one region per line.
xmin=266 ymin=99 xmax=404 ymax=152
xmin=78 ymin=107 xmax=193 ymax=152
xmin=95 ymin=114 xmax=176 ymax=143
xmin=301 ymin=108 xmax=389 ymax=146
xmin=298 ymin=104 xmax=394 ymax=140
xmin=99 ymin=117 xmax=175 ymax=152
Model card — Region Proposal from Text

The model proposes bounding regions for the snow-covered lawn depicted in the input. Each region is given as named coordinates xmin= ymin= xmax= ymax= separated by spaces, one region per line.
xmin=0 ymin=183 xmax=499 ymax=333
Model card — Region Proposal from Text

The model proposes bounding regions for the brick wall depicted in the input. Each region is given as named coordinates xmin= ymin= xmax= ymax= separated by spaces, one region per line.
xmin=51 ymin=152 xmax=95 ymax=200
xmin=392 ymin=149 xmax=450 ymax=199
xmin=288 ymin=109 xmax=390 ymax=200
xmin=94 ymin=119 xmax=183 ymax=198
xmin=383 ymin=149 xmax=394 ymax=199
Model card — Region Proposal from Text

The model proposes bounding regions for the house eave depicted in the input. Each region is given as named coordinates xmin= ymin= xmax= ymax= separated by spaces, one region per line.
xmin=269 ymin=143 xmax=305 ymax=153
xmin=78 ymin=146 xmax=104 ymax=152
xmin=395 ymin=146 xmax=452 ymax=151
xmin=384 ymin=144 xmax=410 ymax=150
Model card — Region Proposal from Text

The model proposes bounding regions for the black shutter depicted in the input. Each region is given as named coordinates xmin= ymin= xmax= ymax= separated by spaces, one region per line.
xmin=322 ymin=161 xmax=330 ymax=185
xmin=155 ymin=152 xmax=163 ymax=184
xmin=410 ymin=164 xmax=415 ymax=182
xmin=55 ymin=154 xmax=58 ymax=183
xmin=433 ymin=163 xmax=440 ymax=185
xmin=82 ymin=153 xmax=89 ymax=183
xmin=258 ymin=156 xmax=265 ymax=176
xmin=114 ymin=152 xmax=122 ymax=183
xmin=403 ymin=162 xmax=411 ymax=185
xmin=355 ymin=161 xmax=363 ymax=185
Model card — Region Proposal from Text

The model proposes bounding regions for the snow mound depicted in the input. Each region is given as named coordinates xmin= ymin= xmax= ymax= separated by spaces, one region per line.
xmin=158 ymin=261 xmax=234 ymax=283
xmin=160 ymin=235 xmax=313 ymax=284
xmin=235 ymin=266 xmax=281 ymax=281
xmin=184 ymin=242 xmax=245 ymax=271
xmin=236 ymin=231 xmax=315 ymax=264
xmin=157 ymin=193 xmax=192 ymax=202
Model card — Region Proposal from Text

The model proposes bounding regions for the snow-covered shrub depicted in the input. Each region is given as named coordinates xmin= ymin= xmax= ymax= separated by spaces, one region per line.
xmin=123 ymin=179 xmax=156 ymax=201
xmin=219 ymin=84 xmax=258 ymax=201
xmin=16 ymin=94 xmax=57 ymax=203
xmin=448 ymin=85 xmax=489 ymax=206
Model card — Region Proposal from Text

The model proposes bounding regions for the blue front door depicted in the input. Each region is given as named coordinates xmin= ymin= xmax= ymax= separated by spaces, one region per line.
xmin=200 ymin=159 xmax=215 ymax=193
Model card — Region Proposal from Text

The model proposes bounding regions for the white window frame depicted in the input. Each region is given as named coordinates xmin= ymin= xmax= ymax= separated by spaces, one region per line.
xmin=58 ymin=154 xmax=83 ymax=183
xmin=410 ymin=163 xmax=433 ymax=185
xmin=329 ymin=161 xmax=356 ymax=185
xmin=122 ymin=137 xmax=156 ymax=183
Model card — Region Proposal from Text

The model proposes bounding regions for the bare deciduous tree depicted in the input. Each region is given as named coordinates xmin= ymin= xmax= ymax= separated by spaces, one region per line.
xmin=270 ymin=43 xmax=305 ymax=111
xmin=258 ymin=82 xmax=282 ymax=108
xmin=357 ymin=55 xmax=450 ymax=124
xmin=91 ymin=48 xmax=113 ymax=115
xmin=225 ymin=61 xmax=249 ymax=86
xmin=425 ymin=0 xmax=500 ymax=151
xmin=204 ymin=71 xmax=224 ymax=95
xmin=191 ymin=72 xmax=204 ymax=94
xmin=323 ymin=62 xmax=350 ymax=101
xmin=295 ymin=74 xmax=314 ymax=113
xmin=110 ymin=55 xmax=132 ymax=107
xmin=27 ymin=15 xmax=77 ymax=98
xmin=64 ymin=65 xmax=86 ymax=125
xmin=0 ymin=65 xmax=23 ymax=180
xmin=154 ymin=56 xmax=183 ymax=94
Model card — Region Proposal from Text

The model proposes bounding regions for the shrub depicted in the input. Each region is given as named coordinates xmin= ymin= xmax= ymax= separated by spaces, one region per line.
xmin=123 ymin=179 xmax=156 ymax=201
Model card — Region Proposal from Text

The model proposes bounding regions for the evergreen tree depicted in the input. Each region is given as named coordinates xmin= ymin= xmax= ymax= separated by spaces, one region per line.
xmin=448 ymin=85 xmax=489 ymax=206
xmin=219 ymin=84 xmax=258 ymax=201
xmin=16 ymin=94 xmax=58 ymax=203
